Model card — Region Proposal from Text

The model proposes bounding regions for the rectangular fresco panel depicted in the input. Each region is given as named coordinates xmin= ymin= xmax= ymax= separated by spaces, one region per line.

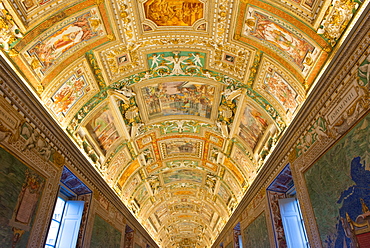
xmin=27 ymin=8 xmax=105 ymax=75
xmin=141 ymin=81 xmax=214 ymax=119
xmin=264 ymin=72 xmax=298 ymax=113
xmin=135 ymin=184 xmax=149 ymax=204
xmin=0 ymin=147 xmax=45 ymax=248
xmin=217 ymin=184 xmax=230 ymax=203
xmin=243 ymin=212 xmax=270 ymax=248
xmin=90 ymin=215 xmax=122 ymax=248
xmin=86 ymin=105 xmax=120 ymax=154
xmin=231 ymin=146 xmax=254 ymax=174
xmin=243 ymin=10 xmax=314 ymax=69
xmin=304 ymin=113 xmax=370 ymax=247
xmin=238 ymin=104 xmax=269 ymax=151
xmin=116 ymin=160 xmax=140 ymax=192
xmin=50 ymin=74 xmax=88 ymax=117
xmin=162 ymin=169 xmax=203 ymax=184
xmin=144 ymin=0 xmax=204 ymax=26
xmin=160 ymin=139 xmax=202 ymax=159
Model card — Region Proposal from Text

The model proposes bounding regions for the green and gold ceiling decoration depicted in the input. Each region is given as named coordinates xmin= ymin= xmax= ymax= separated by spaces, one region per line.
xmin=0 ymin=0 xmax=367 ymax=246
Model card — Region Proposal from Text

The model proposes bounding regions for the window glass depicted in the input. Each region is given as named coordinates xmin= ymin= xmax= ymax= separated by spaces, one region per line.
xmin=45 ymin=197 xmax=66 ymax=247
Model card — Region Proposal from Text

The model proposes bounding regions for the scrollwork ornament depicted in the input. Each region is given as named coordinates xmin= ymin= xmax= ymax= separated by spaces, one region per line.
xmin=317 ymin=0 xmax=360 ymax=46
xmin=0 ymin=3 xmax=23 ymax=54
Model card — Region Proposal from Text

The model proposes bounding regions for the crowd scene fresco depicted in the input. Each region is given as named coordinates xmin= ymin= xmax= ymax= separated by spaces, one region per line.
xmin=141 ymin=81 xmax=215 ymax=119
xmin=144 ymin=0 xmax=203 ymax=26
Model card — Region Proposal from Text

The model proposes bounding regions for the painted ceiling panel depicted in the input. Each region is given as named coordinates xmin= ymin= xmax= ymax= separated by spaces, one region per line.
xmin=1 ymin=0 xmax=367 ymax=246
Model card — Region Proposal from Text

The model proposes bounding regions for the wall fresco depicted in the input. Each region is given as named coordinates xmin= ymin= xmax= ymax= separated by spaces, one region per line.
xmin=85 ymin=105 xmax=120 ymax=154
xmin=141 ymin=81 xmax=214 ymax=119
xmin=160 ymin=139 xmax=202 ymax=159
xmin=144 ymin=0 xmax=203 ymax=26
xmin=116 ymin=160 xmax=140 ymax=191
xmin=263 ymin=71 xmax=298 ymax=113
xmin=49 ymin=74 xmax=89 ymax=117
xmin=162 ymin=169 xmax=203 ymax=184
xmin=26 ymin=7 xmax=105 ymax=77
xmin=243 ymin=9 xmax=315 ymax=70
xmin=0 ymin=147 xmax=45 ymax=248
xmin=135 ymin=184 xmax=149 ymax=204
xmin=90 ymin=215 xmax=122 ymax=248
xmin=218 ymin=184 xmax=231 ymax=203
xmin=243 ymin=212 xmax=270 ymax=248
xmin=124 ymin=225 xmax=134 ymax=248
xmin=238 ymin=104 xmax=269 ymax=151
xmin=304 ymin=113 xmax=370 ymax=247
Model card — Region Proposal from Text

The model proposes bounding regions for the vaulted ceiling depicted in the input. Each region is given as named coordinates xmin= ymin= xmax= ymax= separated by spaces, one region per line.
xmin=0 ymin=0 xmax=365 ymax=247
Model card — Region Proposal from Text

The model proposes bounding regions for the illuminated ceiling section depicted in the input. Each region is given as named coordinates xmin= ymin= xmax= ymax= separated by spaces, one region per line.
xmin=1 ymin=0 xmax=365 ymax=246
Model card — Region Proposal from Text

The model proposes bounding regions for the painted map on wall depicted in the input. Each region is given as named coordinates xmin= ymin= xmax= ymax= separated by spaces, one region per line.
xmin=141 ymin=81 xmax=214 ymax=119
xmin=90 ymin=215 xmax=122 ymax=248
xmin=304 ymin=113 xmax=370 ymax=247
xmin=0 ymin=147 xmax=45 ymax=248
xmin=243 ymin=212 xmax=270 ymax=248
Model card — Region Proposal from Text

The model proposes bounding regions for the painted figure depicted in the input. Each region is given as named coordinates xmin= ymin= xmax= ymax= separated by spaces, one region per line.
xmin=150 ymin=54 xmax=162 ymax=68
xmin=191 ymin=53 xmax=203 ymax=67
xmin=239 ymin=105 xmax=269 ymax=150
xmin=264 ymin=72 xmax=298 ymax=111
xmin=86 ymin=107 xmax=120 ymax=152
xmin=142 ymin=81 xmax=214 ymax=118
xmin=51 ymin=76 xmax=87 ymax=116
xmin=144 ymin=0 xmax=203 ymax=26
xmin=165 ymin=53 xmax=189 ymax=75
xmin=28 ymin=12 xmax=99 ymax=73
xmin=250 ymin=12 xmax=313 ymax=67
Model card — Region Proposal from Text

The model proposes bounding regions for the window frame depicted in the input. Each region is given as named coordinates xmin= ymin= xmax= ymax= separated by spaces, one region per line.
xmin=44 ymin=186 xmax=84 ymax=248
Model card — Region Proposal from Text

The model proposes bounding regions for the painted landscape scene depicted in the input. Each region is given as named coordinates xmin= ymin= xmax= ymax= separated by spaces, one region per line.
xmin=141 ymin=81 xmax=215 ymax=119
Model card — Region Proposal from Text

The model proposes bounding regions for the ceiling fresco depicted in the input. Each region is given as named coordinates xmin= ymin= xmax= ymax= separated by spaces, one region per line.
xmin=0 ymin=0 xmax=367 ymax=246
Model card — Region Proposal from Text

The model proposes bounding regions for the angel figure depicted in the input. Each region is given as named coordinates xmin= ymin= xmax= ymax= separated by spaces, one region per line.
xmin=149 ymin=53 xmax=163 ymax=69
xmin=191 ymin=53 xmax=203 ymax=67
